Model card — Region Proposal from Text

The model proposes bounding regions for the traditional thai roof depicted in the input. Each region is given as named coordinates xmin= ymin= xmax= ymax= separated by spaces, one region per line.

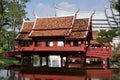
xmin=29 ymin=16 xmax=91 ymax=40
xmin=16 ymin=21 xmax=34 ymax=40
xmin=66 ymin=18 xmax=90 ymax=40
xmin=16 ymin=15 xmax=92 ymax=40
xmin=29 ymin=16 xmax=74 ymax=37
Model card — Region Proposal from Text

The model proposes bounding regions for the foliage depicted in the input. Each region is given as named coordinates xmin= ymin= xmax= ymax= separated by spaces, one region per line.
xmin=0 ymin=0 xmax=30 ymax=52
xmin=0 ymin=56 xmax=20 ymax=69
xmin=96 ymin=29 xmax=118 ymax=43
xmin=0 ymin=27 xmax=18 ymax=52
xmin=110 ymin=0 xmax=120 ymax=12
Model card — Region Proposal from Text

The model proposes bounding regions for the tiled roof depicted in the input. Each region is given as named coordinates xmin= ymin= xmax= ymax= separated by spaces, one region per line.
xmin=16 ymin=33 xmax=32 ymax=40
xmin=33 ymin=16 xmax=73 ymax=30
xmin=66 ymin=18 xmax=90 ymax=40
xmin=16 ymin=21 xmax=34 ymax=40
xmin=72 ymin=18 xmax=89 ymax=31
xmin=30 ymin=29 xmax=69 ymax=37
xmin=17 ymin=16 xmax=91 ymax=40
xmin=66 ymin=31 xmax=88 ymax=40
xmin=29 ymin=16 xmax=74 ymax=37
xmin=20 ymin=21 xmax=34 ymax=33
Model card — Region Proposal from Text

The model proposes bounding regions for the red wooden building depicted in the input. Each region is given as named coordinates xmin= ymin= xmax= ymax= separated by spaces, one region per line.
xmin=15 ymin=12 xmax=112 ymax=68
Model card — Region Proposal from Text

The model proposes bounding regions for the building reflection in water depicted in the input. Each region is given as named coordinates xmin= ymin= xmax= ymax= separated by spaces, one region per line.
xmin=1 ymin=65 xmax=113 ymax=80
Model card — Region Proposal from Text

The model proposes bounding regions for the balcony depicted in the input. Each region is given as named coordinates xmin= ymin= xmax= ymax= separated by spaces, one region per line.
xmin=86 ymin=47 xmax=112 ymax=58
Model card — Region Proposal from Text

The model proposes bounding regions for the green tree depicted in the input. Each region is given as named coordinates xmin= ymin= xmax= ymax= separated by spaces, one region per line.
xmin=110 ymin=0 xmax=120 ymax=12
xmin=96 ymin=29 xmax=118 ymax=43
xmin=0 ymin=0 xmax=30 ymax=52
xmin=6 ymin=0 xmax=30 ymax=51
xmin=0 ymin=0 xmax=6 ymax=30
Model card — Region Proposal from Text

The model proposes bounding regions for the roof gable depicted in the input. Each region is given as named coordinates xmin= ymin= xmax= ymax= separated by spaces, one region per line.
xmin=72 ymin=18 xmax=89 ymax=31
xmin=66 ymin=18 xmax=90 ymax=40
xmin=20 ymin=21 xmax=34 ymax=33
xmin=16 ymin=21 xmax=34 ymax=40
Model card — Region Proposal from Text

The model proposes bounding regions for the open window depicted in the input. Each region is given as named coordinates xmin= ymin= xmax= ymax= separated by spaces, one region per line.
xmin=71 ymin=40 xmax=78 ymax=46
xmin=57 ymin=41 xmax=64 ymax=47
xmin=46 ymin=41 xmax=53 ymax=47
xmin=20 ymin=41 xmax=31 ymax=47
xmin=35 ymin=41 xmax=41 ymax=47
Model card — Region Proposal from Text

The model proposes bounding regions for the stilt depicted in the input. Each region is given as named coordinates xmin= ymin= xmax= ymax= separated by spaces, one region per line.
xmin=39 ymin=55 xmax=42 ymax=67
xmin=28 ymin=56 xmax=32 ymax=63
xmin=104 ymin=58 xmax=108 ymax=69
xmin=84 ymin=57 xmax=86 ymax=65
xmin=65 ymin=56 xmax=69 ymax=68
xmin=107 ymin=58 xmax=110 ymax=69
xmin=21 ymin=55 xmax=24 ymax=64
xmin=60 ymin=55 xmax=63 ymax=67
xmin=46 ymin=55 xmax=49 ymax=67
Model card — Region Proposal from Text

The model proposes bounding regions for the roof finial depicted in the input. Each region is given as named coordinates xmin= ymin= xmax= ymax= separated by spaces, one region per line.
xmin=23 ymin=18 xmax=26 ymax=22
xmin=33 ymin=9 xmax=38 ymax=19
xmin=74 ymin=8 xmax=79 ymax=19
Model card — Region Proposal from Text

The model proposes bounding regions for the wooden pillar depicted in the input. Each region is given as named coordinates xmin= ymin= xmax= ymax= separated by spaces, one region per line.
xmin=61 ymin=55 xmax=63 ymax=67
xmin=39 ymin=55 xmax=42 ymax=67
xmin=84 ymin=56 xmax=87 ymax=65
xmin=31 ymin=41 xmax=35 ymax=48
xmin=46 ymin=55 xmax=49 ymax=67
xmin=21 ymin=55 xmax=24 ymax=64
xmin=104 ymin=58 xmax=109 ymax=69
xmin=41 ymin=41 xmax=46 ymax=47
xmin=65 ymin=56 xmax=69 ymax=68
xmin=107 ymin=58 xmax=110 ymax=69
xmin=54 ymin=41 xmax=57 ymax=47
xmin=65 ymin=41 xmax=70 ymax=47
xmin=28 ymin=56 xmax=32 ymax=63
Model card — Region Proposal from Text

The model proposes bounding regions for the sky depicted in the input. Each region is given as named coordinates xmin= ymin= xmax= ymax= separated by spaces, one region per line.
xmin=25 ymin=0 xmax=110 ymax=20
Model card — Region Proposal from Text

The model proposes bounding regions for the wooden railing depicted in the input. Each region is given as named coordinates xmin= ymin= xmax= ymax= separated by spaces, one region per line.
xmin=86 ymin=47 xmax=112 ymax=58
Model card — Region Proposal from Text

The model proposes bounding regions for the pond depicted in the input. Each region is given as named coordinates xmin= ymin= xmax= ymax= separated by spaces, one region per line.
xmin=0 ymin=56 xmax=119 ymax=80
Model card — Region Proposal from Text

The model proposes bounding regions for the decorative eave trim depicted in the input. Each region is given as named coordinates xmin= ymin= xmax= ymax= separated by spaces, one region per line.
xmin=29 ymin=30 xmax=33 ymax=37
xmin=88 ymin=10 xmax=95 ymax=30
xmin=67 ymin=9 xmax=79 ymax=36
xmin=15 ymin=33 xmax=20 ymax=40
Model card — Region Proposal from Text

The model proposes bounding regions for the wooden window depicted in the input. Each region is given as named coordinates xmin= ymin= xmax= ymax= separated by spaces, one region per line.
xmin=25 ymin=41 xmax=31 ymax=46
xmin=35 ymin=41 xmax=41 ymax=47
xmin=57 ymin=41 xmax=64 ymax=46
xmin=71 ymin=40 xmax=79 ymax=46
xmin=20 ymin=41 xmax=31 ymax=47
xmin=46 ymin=41 xmax=53 ymax=47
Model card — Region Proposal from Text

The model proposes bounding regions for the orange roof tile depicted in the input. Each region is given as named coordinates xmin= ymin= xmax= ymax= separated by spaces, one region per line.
xmin=29 ymin=16 xmax=74 ymax=37
xmin=72 ymin=18 xmax=89 ymax=31
xmin=16 ymin=21 xmax=34 ymax=40
xmin=16 ymin=33 xmax=32 ymax=40
xmin=66 ymin=31 xmax=88 ymax=40
xmin=20 ymin=21 xmax=34 ymax=33
xmin=30 ymin=29 xmax=69 ymax=37
xmin=66 ymin=18 xmax=90 ymax=40
xmin=33 ymin=16 xmax=73 ymax=30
